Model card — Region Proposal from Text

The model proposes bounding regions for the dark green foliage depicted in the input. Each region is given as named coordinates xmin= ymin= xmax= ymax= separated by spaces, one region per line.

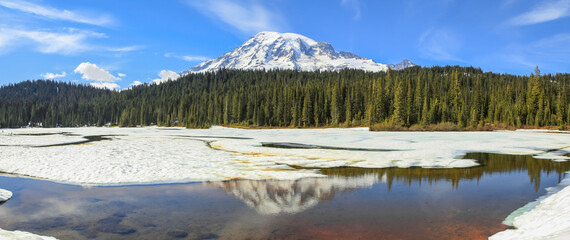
xmin=1 ymin=66 xmax=569 ymax=129
xmin=0 ymin=80 xmax=116 ymax=128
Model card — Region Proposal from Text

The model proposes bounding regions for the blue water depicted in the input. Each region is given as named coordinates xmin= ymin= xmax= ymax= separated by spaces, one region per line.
xmin=0 ymin=153 xmax=568 ymax=240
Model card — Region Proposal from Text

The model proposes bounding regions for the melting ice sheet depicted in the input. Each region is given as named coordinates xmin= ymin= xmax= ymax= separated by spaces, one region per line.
xmin=0 ymin=126 xmax=568 ymax=185
xmin=0 ymin=189 xmax=12 ymax=202
xmin=0 ymin=228 xmax=57 ymax=240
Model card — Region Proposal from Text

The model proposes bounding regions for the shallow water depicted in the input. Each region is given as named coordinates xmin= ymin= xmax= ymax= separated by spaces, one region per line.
xmin=0 ymin=153 xmax=568 ymax=240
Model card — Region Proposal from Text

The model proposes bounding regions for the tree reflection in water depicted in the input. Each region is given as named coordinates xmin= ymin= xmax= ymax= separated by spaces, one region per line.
xmin=208 ymin=153 xmax=570 ymax=214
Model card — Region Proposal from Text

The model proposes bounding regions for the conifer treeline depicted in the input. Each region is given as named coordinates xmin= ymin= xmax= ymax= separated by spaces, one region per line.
xmin=0 ymin=66 xmax=568 ymax=129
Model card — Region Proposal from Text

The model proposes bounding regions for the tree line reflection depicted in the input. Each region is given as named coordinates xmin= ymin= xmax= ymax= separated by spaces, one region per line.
xmin=208 ymin=153 xmax=570 ymax=214
xmin=318 ymin=152 xmax=570 ymax=192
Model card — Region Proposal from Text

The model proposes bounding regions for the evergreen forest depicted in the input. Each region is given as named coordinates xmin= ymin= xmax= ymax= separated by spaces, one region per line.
xmin=0 ymin=66 xmax=568 ymax=130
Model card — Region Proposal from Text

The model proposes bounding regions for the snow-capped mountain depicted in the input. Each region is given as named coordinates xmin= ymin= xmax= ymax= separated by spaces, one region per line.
xmin=186 ymin=31 xmax=402 ymax=73
xmin=389 ymin=59 xmax=416 ymax=70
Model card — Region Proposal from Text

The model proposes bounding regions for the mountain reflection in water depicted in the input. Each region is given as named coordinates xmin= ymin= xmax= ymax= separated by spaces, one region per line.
xmin=208 ymin=152 xmax=570 ymax=215
xmin=205 ymin=174 xmax=381 ymax=215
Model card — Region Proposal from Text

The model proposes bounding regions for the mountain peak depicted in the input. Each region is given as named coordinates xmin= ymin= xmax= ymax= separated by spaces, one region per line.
xmin=389 ymin=59 xmax=417 ymax=70
xmin=186 ymin=32 xmax=413 ymax=74
xmin=253 ymin=31 xmax=318 ymax=46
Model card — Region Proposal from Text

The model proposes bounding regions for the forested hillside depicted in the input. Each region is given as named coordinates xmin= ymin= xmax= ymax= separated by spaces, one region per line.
xmin=1 ymin=66 xmax=568 ymax=129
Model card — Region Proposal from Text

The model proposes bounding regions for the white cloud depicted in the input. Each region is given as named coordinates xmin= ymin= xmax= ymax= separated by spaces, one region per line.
xmin=18 ymin=29 xmax=100 ymax=54
xmin=181 ymin=55 xmax=210 ymax=62
xmin=417 ymin=29 xmax=463 ymax=62
xmin=153 ymin=70 xmax=180 ymax=84
xmin=503 ymin=34 xmax=570 ymax=70
xmin=341 ymin=0 xmax=361 ymax=20
xmin=89 ymin=82 xmax=120 ymax=90
xmin=74 ymin=62 xmax=118 ymax=82
xmin=188 ymin=0 xmax=287 ymax=35
xmin=0 ymin=28 xmax=103 ymax=55
xmin=117 ymin=73 xmax=126 ymax=77
xmin=107 ymin=46 xmax=142 ymax=52
xmin=507 ymin=0 xmax=570 ymax=26
xmin=130 ymin=81 xmax=143 ymax=86
xmin=0 ymin=0 xmax=113 ymax=26
xmin=41 ymin=71 xmax=66 ymax=79
xmin=165 ymin=53 xmax=210 ymax=62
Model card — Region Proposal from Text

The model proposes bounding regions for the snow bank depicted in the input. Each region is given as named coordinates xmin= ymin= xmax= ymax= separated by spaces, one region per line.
xmin=0 ymin=127 xmax=568 ymax=185
xmin=490 ymin=173 xmax=570 ymax=240
xmin=0 ymin=189 xmax=12 ymax=202
xmin=0 ymin=228 xmax=58 ymax=240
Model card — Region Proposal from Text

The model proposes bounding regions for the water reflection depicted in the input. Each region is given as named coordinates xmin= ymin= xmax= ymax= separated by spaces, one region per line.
xmin=0 ymin=153 xmax=569 ymax=239
xmin=319 ymin=152 xmax=570 ymax=192
xmin=205 ymin=174 xmax=381 ymax=215
xmin=209 ymin=153 xmax=570 ymax=215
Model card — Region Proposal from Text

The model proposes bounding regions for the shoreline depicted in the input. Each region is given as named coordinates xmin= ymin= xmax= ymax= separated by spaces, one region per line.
xmin=2 ymin=122 xmax=568 ymax=132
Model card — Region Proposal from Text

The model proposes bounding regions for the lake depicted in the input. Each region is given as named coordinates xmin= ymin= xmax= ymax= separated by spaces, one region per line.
xmin=0 ymin=153 xmax=568 ymax=239
xmin=0 ymin=127 xmax=569 ymax=239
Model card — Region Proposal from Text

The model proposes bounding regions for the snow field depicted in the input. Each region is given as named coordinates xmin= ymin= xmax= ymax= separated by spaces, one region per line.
xmin=0 ymin=127 xmax=567 ymax=185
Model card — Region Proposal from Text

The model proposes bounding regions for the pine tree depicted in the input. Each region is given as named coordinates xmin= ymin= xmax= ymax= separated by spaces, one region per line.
xmin=302 ymin=88 xmax=313 ymax=127
xmin=557 ymin=85 xmax=567 ymax=125
xmin=331 ymin=86 xmax=340 ymax=126
xmin=392 ymin=81 xmax=405 ymax=126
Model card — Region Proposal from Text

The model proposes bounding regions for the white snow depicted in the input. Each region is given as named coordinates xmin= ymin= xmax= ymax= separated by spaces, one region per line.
xmin=490 ymin=173 xmax=570 ymax=240
xmin=0 ymin=189 xmax=12 ymax=202
xmin=0 ymin=127 xmax=567 ymax=185
xmin=186 ymin=31 xmax=389 ymax=73
xmin=0 ymin=228 xmax=58 ymax=240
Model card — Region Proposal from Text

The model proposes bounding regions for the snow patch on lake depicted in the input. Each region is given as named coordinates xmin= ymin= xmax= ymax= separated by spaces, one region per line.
xmin=0 ymin=228 xmax=58 ymax=240
xmin=490 ymin=172 xmax=570 ymax=240
xmin=0 ymin=127 xmax=568 ymax=185
xmin=0 ymin=189 xmax=12 ymax=202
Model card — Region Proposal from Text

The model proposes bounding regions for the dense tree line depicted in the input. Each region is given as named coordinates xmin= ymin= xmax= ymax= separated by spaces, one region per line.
xmin=1 ymin=66 xmax=569 ymax=129
xmin=0 ymin=80 xmax=118 ymax=128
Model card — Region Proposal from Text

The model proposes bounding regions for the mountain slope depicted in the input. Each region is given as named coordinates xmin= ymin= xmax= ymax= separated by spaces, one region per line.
xmin=186 ymin=32 xmax=393 ymax=73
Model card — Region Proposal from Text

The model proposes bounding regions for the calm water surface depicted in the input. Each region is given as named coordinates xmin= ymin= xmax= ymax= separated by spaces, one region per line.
xmin=0 ymin=153 xmax=569 ymax=240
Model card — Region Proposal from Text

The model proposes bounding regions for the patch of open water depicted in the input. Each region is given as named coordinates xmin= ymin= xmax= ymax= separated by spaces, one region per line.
xmin=0 ymin=153 xmax=568 ymax=239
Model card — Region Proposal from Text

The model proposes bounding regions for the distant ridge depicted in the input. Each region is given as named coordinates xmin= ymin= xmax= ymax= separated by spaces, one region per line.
xmin=185 ymin=31 xmax=415 ymax=74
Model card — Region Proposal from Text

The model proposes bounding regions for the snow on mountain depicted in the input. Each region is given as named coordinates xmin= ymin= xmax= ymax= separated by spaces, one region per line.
xmin=185 ymin=31 xmax=393 ymax=73
xmin=389 ymin=59 xmax=417 ymax=70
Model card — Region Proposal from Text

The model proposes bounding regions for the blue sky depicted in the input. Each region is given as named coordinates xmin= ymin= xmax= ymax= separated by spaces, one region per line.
xmin=0 ymin=0 xmax=569 ymax=89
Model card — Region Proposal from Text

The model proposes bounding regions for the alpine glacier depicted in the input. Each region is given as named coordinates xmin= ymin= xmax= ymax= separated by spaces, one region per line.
xmin=185 ymin=32 xmax=412 ymax=73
